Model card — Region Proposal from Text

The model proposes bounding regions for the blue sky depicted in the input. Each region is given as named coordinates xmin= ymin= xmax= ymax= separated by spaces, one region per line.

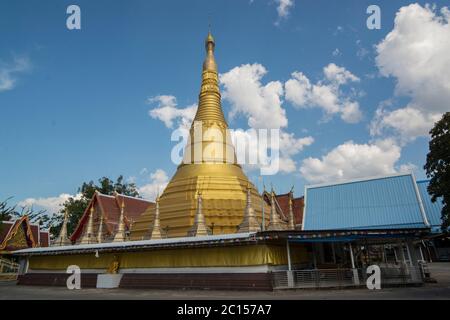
xmin=1 ymin=0 xmax=449 ymax=214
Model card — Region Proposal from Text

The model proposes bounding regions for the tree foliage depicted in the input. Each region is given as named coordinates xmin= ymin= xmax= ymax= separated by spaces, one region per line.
xmin=0 ymin=197 xmax=51 ymax=228
xmin=424 ymin=112 xmax=450 ymax=231
xmin=50 ymin=175 xmax=139 ymax=238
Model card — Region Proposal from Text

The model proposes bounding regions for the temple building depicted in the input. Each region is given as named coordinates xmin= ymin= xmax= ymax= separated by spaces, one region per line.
xmin=11 ymin=31 xmax=447 ymax=290
xmin=69 ymin=191 xmax=154 ymax=244
xmin=1 ymin=216 xmax=49 ymax=255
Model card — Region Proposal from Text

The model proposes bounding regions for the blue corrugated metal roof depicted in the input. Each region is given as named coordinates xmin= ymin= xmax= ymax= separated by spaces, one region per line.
xmin=416 ymin=180 xmax=443 ymax=232
xmin=303 ymin=174 xmax=429 ymax=231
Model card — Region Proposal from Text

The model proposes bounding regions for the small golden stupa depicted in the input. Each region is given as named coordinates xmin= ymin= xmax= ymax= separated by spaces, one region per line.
xmin=131 ymin=31 xmax=270 ymax=238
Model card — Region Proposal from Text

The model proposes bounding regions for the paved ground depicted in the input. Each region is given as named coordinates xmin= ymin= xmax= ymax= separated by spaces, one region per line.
xmin=1 ymin=263 xmax=449 ymax=300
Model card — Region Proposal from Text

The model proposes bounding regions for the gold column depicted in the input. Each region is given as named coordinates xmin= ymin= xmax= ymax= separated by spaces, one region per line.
xmin=113 ymin=200 xmax=126 ymax=242
xmin=97 ymin=214 xmax=104 ymax=243
xmin=188 ymin=192 xmax=211 ymax=237
xmin=54 ymin=209 xmax=71 ymax=246
xmin=80 ymin=206 xmax=96 ymax=244
xmin=288 ymin=191 xmax=295 ymax=230
xmin=149 ymin=197 xmax=163 ymax=240
xmin=267 ymin=189 xmax=284 ymax=231
xmin=237 ymin=184 xmax=261 ymax=233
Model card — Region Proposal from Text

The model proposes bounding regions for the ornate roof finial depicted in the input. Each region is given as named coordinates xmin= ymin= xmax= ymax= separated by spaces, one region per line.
xmin=188 ymin=190 xmax=211 ymax=237
xmin=288 ymin=189 xmax=295 ymax=230
xmin=54 ymin=209 xmax=71 ymax=246
xmin=237 ymin=182 xmax=261 ymax=233
xmin=267 ymin=185 xmax=285 ymax=231
xmin=113 ymin=198 xmax=126 ymax=242
xmin=80 ymin=205 xmax=96 ymax=244
xmin=150 ymin=195 xmax=162 ymax=240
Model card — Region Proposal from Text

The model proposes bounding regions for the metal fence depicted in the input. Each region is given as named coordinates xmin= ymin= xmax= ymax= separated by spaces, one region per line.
xmin=0 ymin=258 xmax=19 ymax=281
xmin=272 ymin=265 xmax=424 ymax=289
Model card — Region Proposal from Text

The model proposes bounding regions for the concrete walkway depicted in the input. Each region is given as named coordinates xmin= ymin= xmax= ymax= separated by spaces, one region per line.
xmin=1 ymin=263 xmax=449 ymax=300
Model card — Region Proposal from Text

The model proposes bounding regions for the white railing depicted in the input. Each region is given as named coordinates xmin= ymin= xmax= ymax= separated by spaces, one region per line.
xmin=272 ymin=265 xmax=424 ymax=289
xmin=273 ymin=268 xmax=355 ymax=289
xmin=0 ymin=258 xmax=19 ymax=280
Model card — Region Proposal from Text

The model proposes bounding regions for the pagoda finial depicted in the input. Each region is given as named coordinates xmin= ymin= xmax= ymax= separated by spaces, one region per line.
xmin=113 ymin=198 xmax=126 ymax=242
xmin=97 ymin=214 xmax=104 ymax=243
xmin=238 ymin=183 xmax=261 ymax=233
xmin=54 ymin=209 xmax=71 ymax=246
xmin=267 ymin=187 xmax=284 ymax=231
xmin=80 ymin=205 xmax=96 ymax=244
xmin=188 ymin=191 xmax=211 ymax=237
xmin=150 ymin=196 xmax=163 ymax=240
xmin=288 ymin=191 xmax=295 ymax=230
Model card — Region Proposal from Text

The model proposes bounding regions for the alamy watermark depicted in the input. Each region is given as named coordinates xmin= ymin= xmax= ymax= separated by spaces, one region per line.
xmin=66 ymin=265 xmax=81 ymax=289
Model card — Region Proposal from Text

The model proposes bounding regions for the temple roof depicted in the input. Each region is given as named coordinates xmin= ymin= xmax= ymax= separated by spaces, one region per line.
xmin=70 ymin=192 xmax=154 ymax=242
xmin=274 ymin=193 xmax=304 ymax=226
xmin=1 ymin=216 xmax=49 ymax=252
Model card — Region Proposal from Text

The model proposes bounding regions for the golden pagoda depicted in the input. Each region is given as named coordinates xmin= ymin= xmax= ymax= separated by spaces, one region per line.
xmin=131 ymin=31 xmax=271 ymax=238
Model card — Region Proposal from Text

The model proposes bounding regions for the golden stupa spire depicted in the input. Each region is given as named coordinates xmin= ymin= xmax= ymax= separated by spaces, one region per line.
xmin=288 ymin=189 xmax=295 ymax=230
xmin=188 ymin=191 xmax=211 ymax=237
xmin=237 ymin=183 xmax=261 ymax=233
xmin=113 ymin=198 xmax=126 ymax=242
xmin=54 ymin=209 xmax=71 ymax=246
xmin=97 ymin=214 xmax=104 ymax=243
xmin=267 ymin=187 xmax=284 ymax=231
xmin=193 ymin=30 xmax=227 ymax=125
xmin=149 ymin=196 xmax=163 ymax=240
xmin=80 ymin=206 xmax=96 ymax=244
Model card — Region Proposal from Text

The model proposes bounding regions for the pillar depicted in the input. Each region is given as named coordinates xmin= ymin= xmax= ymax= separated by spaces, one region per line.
xmin=286 ymin=240 xmax=294 ymax=287
xmin=406 ymin=240 xmax=421 ymax=282
xmin=349 ymin=243 xmax=360 ymax=285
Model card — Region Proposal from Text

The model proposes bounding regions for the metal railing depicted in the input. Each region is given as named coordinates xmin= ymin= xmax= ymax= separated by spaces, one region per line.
xmin=272 ymin=265 xmax=424 ymax=289
xmin=0 ymin=258 xmax=19 ymax=281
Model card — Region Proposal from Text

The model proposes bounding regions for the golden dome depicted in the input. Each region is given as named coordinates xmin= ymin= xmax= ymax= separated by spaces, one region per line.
xmin=130 ymin=32 xmax=270 ymax=239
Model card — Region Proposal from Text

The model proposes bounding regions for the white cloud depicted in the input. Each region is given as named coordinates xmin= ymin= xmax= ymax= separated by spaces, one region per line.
xmin=275 ymin=0 xmax=294 ymax=20
xmin=278 ymin=132 xmax=314 ymax=173
xmin=323 ymin=63 xmax=359 ymax=85
xmin=148 ymin=95 xmax=196 ymax=131
xmin=220 ymin=63 xmax=313 ymax=173
xmin=220 ymin=63 xmax=287 ymax=129
xmin=138 ymin=169 xmax=169 ymax=201
xmin=370 ymin=105 xmax=441 ymax=143
xmin=300 ymin=139 xmax=412 ymax=184
xmin=18 ymin=193 xmax=81 ymax=216
xmin=0 ymin=56 xmax=30 ymax=92
xmin=356 ymin=40 xmax=369 ymax=60
xmin=373 ymin=3 xmax=450 ymax=141
xmin=285 ymin=63 xmax=362 ymax=123
xmin=332 ymin=48 xmax=341 ymax=57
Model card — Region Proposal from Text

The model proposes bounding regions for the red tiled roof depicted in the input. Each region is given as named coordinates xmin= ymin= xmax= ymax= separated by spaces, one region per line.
xmin=261 ymin=191 xmax=304 ymax=226
xmin=39 ymin=231 xmax=50 ymax=247
xmin=0 ymin=221 xmax=14 ymax=244
xmin=30 ymin=224 xmax=40 ymax=245
xmin=71 ymin=192 xmax=154 ymax=242
xmin=274 ymin=193 xmax=304 ymax=225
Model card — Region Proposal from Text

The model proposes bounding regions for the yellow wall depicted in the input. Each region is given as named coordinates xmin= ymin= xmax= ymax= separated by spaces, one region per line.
xmin=28 ymin=244 xmax=308 ymax=270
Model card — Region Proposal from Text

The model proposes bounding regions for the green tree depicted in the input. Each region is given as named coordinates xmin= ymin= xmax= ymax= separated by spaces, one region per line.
xmin=50 ymin=175 xmax=139 ymax=238
xmin=0 ymin=197 xmax=16 ymax=221
xmin=1 ymin=197 xmax=50 ymax=228
xmin=424 ymin=112 xmax=450 ymax=231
